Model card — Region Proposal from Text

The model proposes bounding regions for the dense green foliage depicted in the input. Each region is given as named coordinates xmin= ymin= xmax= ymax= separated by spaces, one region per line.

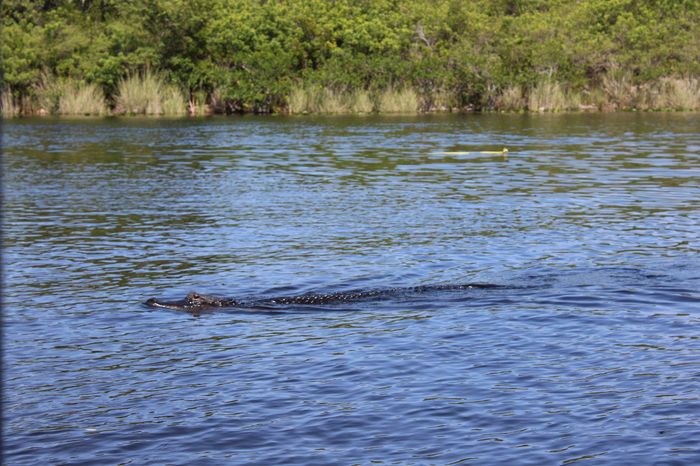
xmin=2 ymin=0 xmax=700 ymax=114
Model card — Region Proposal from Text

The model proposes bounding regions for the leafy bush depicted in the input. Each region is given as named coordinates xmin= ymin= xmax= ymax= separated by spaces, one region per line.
xmin=2 ymin=0 xmax=699 ymax=115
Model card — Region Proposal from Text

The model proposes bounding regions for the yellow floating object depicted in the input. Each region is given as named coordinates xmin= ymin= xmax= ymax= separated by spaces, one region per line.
xmin=437 ymin=148 xmax=509 ymax=155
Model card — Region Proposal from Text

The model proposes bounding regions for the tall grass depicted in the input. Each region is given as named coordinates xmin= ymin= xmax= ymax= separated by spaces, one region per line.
xmin=600 ymin=68 xmax=700 ymax=110
xmin=288 ymin=85 xmax=308 ymax=113
xmin=188 ymin=90 xmax=211 ymax=116
xmin=6 ymin=69 xmax=700 ymax=117
xmin=289 ymin=84 xmax=421 ymax=114
xmin=115 ymin=71 xmax=187 ymax=115
xmin=161 ymin=86 xmax=187 ymax=115
xmin=417 ymin=88 xmax=453 ymax=112
xmin=528 ymin=78 xmax=581 ymax=112
xmin=58 ymin=81 xmax=107 ymax=115
xmin=377 ymin=87 xmax=419 ymax=113
xmin=518 ymin=76 xmax=700 ymax=111
xmin=33 ymin=75 xmax=107 ymax=115
xmin=207 ymin=87 xmax=229 ymax=114
xmin=289 ymin=85 xmax=373 ymax=113
xmin=350 ymin=89 xmax=374 ymax=113
xmin=1 ymin=89 xmax=20 ymax=117
xmin=650 ymin=77 xmax=700 ymax=110
xmin=34 ymin=73 xmax=62 ymax=114
xmin=494 ymin=85 xmax=525 ymax=111
xmin=579 ymin=88 xmax=609 ymax=111
xmin=320 ymin=88 xmax=353 ymax=113
xmin=601 ymin=66 xmax=639 ymax=110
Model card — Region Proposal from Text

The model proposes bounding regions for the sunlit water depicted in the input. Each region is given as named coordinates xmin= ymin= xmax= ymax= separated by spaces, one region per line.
xmin=3 ymin=114 xmax=700 ymax=465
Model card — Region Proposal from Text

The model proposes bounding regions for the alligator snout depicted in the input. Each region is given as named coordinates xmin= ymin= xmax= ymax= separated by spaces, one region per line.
xmin=145 ymin=292 xmax=237 ymax=310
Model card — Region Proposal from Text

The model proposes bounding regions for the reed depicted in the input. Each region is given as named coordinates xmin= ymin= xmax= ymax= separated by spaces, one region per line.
xmin=349 ymin=89 xmax=374 ymax=113
xmin=161 ymin=85 xmax=187 ymax=115
xmin=1 ymin=89 xmax=20 ymax=117
xmin=288 ymin=84 xmax=327 ymax=113
xmin=377 ymin=86 xmax=419 ymax=113
xmin=57 ymin=81 xmax=108 ymax=115
xmin=417 ymin=88 xmax=453 ymax=112
xmin=33 ymin=73 xmax=62 ymax=114
xmin=207 ymin=87 xmax=228 ymax=114
xmin=601 ymin=66 xmax=639 ymax=110
xmin=115 ymin=71 xmax=187 ymax=115
xmin=188 ymin=90 xmax=211 ymax=116
xmin=317 ymin=88 xmax=347 ymax=113
xmin=528 ymin=78 xmax=580 ymax=112
xmin=494 ymin=85 xmax=525 ymax=111
xmin=31 ymin=75 xmax=107 ymax=115
xmin=288 ymin=85 xmax=358 ymax=113
xmin=290 ymin=84 xmax=423 ymax=114
xmin=579 ymin=87 xmax=609 ymax=111
xmin=652 ymin=77 xmax=700 ymax=111
xmin=288 ymin=85 xmax=309 ymax=113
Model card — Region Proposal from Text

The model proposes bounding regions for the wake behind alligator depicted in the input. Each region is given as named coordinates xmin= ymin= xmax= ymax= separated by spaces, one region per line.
xmin=145 ymin=283 xmax=505 ymax=312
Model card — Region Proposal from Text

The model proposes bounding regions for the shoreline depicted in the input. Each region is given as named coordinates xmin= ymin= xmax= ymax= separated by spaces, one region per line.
xmin=4 ymin=106 xmax=700 ymax=119
xmin=5 ymin=1 xmax=699 ymax=119
xmin=4 ymin=75 xmax=699 ymax=119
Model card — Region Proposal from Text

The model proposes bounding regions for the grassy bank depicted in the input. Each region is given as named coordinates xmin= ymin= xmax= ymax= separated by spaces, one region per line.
xmin=288 ymin=85 xmax=420 ymax=114
xmin=4 ymin=74 xmax=699 ymax=117
xmin=32 ymin=76 xmax=108 ymax=116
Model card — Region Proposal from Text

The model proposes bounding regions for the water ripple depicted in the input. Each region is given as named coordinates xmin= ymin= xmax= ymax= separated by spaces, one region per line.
xmin=3 ymin=114 xmax=700 ymax=465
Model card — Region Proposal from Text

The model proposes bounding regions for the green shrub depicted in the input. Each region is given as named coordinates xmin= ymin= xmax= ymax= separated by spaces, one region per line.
xmin=3 ymin=0 xmax=699 ymax=114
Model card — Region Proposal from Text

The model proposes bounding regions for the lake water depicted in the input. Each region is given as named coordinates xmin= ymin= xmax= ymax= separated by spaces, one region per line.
xmin=3 ymin=114 xmax=700 ymax=465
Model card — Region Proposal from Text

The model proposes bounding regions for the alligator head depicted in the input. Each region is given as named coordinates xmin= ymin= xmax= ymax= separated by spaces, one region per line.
xmin=145 ymin=292 xmax=237 ymax=311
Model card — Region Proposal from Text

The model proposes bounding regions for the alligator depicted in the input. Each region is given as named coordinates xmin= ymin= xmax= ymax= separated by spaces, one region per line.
xmin=145 ymin=283 xmax=504 ymax=312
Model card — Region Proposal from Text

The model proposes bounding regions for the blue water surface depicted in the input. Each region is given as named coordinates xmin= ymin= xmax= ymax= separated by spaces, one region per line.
xmin=3 ymin=113 xmax=700 ymax=465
